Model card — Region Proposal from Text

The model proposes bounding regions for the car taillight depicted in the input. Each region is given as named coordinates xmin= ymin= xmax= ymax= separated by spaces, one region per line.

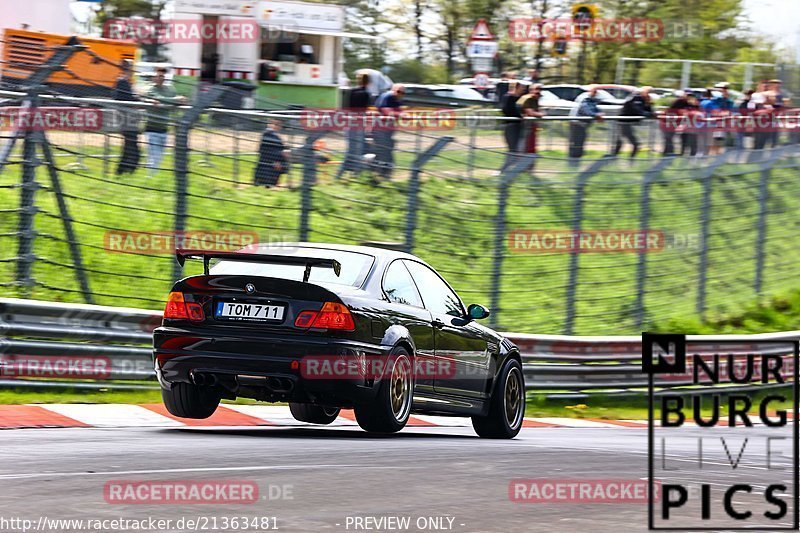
xmin=294 ymin=302 xmax=355 ymax=331
xmin=164 ymin=292 xmax=205 ymax=322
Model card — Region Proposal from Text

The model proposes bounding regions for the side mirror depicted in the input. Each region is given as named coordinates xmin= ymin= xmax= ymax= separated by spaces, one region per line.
xmin=467 ymin=304 xmax=490 ymax=320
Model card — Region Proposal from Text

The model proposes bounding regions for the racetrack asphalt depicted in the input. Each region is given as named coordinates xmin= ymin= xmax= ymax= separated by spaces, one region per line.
xmin=1 ymin=422 xmax=794 ymax=532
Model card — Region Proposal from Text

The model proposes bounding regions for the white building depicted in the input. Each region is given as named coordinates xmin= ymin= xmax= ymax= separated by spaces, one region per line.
xmin=169 ymin=0 xmax=374 ymax=107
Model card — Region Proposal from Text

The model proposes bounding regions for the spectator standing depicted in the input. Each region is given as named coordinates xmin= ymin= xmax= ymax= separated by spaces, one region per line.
xmin=767 ymin=79 xmax=786 ymax=146
xmin=144 ymin=68 xmax=185 ymax=178
xmin=523 ymin=68 xmax=539 ymax=84
xmin=661 ymin=90 xmax=689 ymax=156
xmin=373 ymin=84 xmax=405 ymax=179
xmin=613 ymin=86 xmax=654 ymax=158
xmin=568 ymin=85 xmax=604 ymax=160
xmin=254 ymin=119 xmax=288 ymax=187
xmin=712 ymin=83 xmax=735 ymax=151
xmin=516 ymin=83 xmax=545 ymax=154
xmin=735 ymin=89 xmax=754 ymax=149
xmin=501 ymin=82 xmax=526 ymax=153
xmin=494 ymin=72 xmax=512 ymax=107
xmin=337 ymin=73 xmax=371 ymax=179
xmin=698 ymin=89 xmax=719 ymax=156
xmin=114 ymin=60 xmax=140 ymax=176
xmin=681 ymin=93 xmax=702 ymax=156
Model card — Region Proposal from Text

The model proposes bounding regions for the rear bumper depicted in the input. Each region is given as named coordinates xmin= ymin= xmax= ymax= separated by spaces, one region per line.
xmin=153 ymin=326 xmax=391 ymax=405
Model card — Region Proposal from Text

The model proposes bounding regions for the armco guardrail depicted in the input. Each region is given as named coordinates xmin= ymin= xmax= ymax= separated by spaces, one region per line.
xmin=0 ymin=298 xmax=796 ymax=397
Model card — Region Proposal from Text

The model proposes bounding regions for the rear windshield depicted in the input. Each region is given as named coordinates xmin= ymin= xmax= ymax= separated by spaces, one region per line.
xmin=209 ymin=248 xmax=374 ymax=287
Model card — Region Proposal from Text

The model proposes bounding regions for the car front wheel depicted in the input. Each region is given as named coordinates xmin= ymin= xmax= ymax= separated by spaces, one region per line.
xmin=354 ymin=347 xmax=413 ymax=433
xmin=472 ymin=357 xmax=525 ymax=439
xmin=162 ymin=382 xmax=220 ymax=419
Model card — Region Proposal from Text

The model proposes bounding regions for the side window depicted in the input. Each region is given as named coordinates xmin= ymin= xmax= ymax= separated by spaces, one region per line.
xmin=403 ymin=260 xmax=463 ymax=317
xmin=383 ymin=260 xmax=423 ymax=307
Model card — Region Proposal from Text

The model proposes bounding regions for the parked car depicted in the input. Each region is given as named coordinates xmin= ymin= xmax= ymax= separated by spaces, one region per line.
xmin=593 ymin=84 xmax=638 ymax=100
xmin=402 ymin=84 xmax=493 ymax=108
xmin=154 ymin=243 xmax=526 ymax=438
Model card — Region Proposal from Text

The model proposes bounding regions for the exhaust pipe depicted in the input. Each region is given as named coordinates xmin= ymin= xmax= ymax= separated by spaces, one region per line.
xmin=191 ymin=373 xmax=218 ymax=387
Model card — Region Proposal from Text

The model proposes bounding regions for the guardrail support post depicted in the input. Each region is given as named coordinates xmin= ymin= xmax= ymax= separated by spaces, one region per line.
xmin=634 ymin=158 xmax=674 ymax=331
xmin=299 ymin=131 xmax=326 ymax=242
xmin=564 ymin=158 xmax=611 ymax=335
xmin=489 ymin=154 xmax=537 ymax=329
xmin=404 ymin=136 xmax=453 ymax=253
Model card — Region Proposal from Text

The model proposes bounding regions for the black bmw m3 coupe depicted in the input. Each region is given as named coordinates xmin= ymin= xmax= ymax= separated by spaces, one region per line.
xmin=153 ymin=243 xmax=525 ymax=438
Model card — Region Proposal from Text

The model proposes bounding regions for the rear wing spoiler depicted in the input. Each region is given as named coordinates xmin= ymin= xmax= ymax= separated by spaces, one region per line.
xmin=176 ymin=251 xmax=341 ymax=282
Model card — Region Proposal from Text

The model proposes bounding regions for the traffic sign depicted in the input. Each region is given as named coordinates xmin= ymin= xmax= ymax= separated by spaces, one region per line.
xmin=466 ymin=40 xmax=499 ymax=58
xmin=470 ymin=19 xmax=495 ymax=41
xmin=474 ymin=73 xmax=490 ymax=89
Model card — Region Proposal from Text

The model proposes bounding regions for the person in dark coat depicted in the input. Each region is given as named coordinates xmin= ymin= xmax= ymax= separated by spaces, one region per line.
xmin=114 ymin=59 xmax=140 ymax=175
xmin=254 ymin=120 xmax=288 ymax=187
xmin=501 ymin=81 xmax=526 ymax=153
xmin=336 ymin=73 xmax=370 ymax=179
xmin=613 ymin=86 xmax=654 ymax=158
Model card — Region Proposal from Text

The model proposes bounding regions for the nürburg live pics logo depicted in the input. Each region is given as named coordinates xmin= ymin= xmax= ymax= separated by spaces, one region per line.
xmin=643 ymin=332 xmax=799 ymax=530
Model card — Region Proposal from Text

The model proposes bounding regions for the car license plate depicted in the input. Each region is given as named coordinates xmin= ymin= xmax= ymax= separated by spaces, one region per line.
xmin=215 ymin=301 xmax=285 ymax=322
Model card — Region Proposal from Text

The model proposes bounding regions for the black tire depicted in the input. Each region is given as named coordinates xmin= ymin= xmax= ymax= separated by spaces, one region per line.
xmin=472 ymin=357 xmax=525 ymax=439
xmin=354 ymin=347 xmax=414 ymax=434
xmin=289 ymin=403 xmax=340 ymax=424
xmin=162 ymin=382 xmax=220 ymax=419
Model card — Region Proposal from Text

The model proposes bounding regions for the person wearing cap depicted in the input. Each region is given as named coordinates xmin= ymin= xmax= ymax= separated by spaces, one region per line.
xmin=613 ymin=86 xmax=654 ymax=158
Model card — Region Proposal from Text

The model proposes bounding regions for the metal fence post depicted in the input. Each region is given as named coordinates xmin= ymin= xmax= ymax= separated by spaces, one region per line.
xmin=16 ymin=121 xmax=39 ymax=296
xmin=753 ymin=148 xmax=784 ymax=295
xmin=564 ymin=158 xmax=611 ymax=335
xmin=404 ymin=136 xmax=453 ymax=253
xmin=489 ymin=153 xmax=537 ymax=329
xmin=696 ymin=152 xmax=729 ymax=317
xmin=466 ymin=117 xmax=478 ymax=180
xmin=299 ymin=131 xmax=326 ymax=242
xmin=39 ymin=133 xmax=93 ymax=304
xmin=754 ymin=164 xmax=769 ymax=296
xmin=233 ymin=118 xmax=240 ymax=186
xmin=634 ymin=158 xmax=674 ymax=331
xmin=172 ymin=86 xmax=228 ymax=281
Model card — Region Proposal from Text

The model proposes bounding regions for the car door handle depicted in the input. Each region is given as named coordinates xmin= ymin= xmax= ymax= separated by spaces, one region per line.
xmin=432 ymin=318 xmax=445 ymax=329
